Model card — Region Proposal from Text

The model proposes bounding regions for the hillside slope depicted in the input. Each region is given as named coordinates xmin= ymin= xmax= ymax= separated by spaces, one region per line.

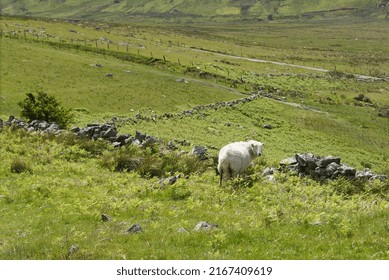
xmin=1 ymin=0 xmax=388 ymax=22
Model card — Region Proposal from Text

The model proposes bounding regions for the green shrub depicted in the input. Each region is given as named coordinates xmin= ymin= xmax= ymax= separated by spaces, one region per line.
xmin=354 ymin=94 xmax=372 ymax=104
xmin=18 ymin=92 xmax=73 ymax=128
xmin=377 ymin=105 xmax=389 ymax=118
xmin=10 ymin=158 xmax=32 ymax=174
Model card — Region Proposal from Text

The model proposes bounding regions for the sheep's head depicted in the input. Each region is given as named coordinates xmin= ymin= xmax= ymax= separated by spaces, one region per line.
xmin=248 ymin=140 xmax=264 ymax=157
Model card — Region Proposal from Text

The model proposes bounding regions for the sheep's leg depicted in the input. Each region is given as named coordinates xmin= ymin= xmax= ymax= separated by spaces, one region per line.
xmin=219 ymin=170 xmax=223 ymax=187
xmin=228 ymin=165 xmax=233 ymax=179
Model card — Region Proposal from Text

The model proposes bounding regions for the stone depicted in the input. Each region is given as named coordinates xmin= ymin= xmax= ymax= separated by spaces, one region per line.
xmin=191 ymin=146 xmax=208 ymax=160
xmin=167 ymin=141 xmax=178 ymax=150
xmin=135 ymin=131 xmax=147 ymax=142
xmin=177 ymin=227 xmax=189 ymax=234
xmin=127 ymin=223 xmax=142 ymax=234
xmin=112 ymin=142 xmax=122 ymax=148
xmin=296 ymin=153 xmax=318 ymax=169
xmin=262 ymin=167 xmax=274 ymax=176
xmin=102 ymin=127 xmax=117 ymax=139
xmin=159 ymin=175 xmax=180 ymax=187
xmin=356 ymin=169 xmax=388 ymax=181
xmin=68 ymin=244 xmax=79 ymax=256
xmin=142 ymin=135 xmax=158 ymax=147
xmin=337 ymin=164 xmax=356 ymax=178
xmin=317 ymin=156 xmax=341 ymax=168
xmin=37 ymin=121 xmax=49 ymax=130
xmin=101 ymin=214 xmax=112 ymax=222
xmin=70 ymin=126 xmax=80 ymax=133
xmin=263 ymin=124 xmax=273 ymax=129
xmin=115 ymin=134 xmax=130 ymax=145
xmin=45 ymin=123 xmax=60 ymax=133
xmin=193 ymin=221 xmax=218 ymax=232
xmin=280 ymin=157 xmax=297 ymax=166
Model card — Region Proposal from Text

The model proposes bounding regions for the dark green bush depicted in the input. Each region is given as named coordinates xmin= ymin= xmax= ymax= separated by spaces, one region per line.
xmin=18 ymin=92 xmax=73 ymax=128
xmin=10 ymin=158 xmax=32 ymax=174
xmin=354 ymin=94 xmax=372 ymax=104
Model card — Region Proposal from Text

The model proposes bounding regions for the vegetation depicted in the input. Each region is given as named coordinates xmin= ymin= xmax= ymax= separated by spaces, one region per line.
xmin=0 ymin=0 xmax=387 ymax=22
xmin=0 ymin=14 xmax=388 ymax=260
xmin=18 ymin=92 xmax=73 ymax=128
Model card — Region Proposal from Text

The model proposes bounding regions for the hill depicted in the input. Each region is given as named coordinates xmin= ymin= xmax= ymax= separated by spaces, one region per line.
xmin=1 ymin=0 xmax=388 ymax=22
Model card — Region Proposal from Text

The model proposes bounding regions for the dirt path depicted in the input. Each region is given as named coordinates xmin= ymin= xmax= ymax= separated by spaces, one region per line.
xmin=190 ymin=48 xmax=384 ymax=81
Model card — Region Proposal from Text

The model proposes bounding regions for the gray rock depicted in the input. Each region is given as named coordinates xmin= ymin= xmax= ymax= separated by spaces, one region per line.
xmin=101 ymin=214 xmax=112 ymax=222
xmin=356 ymin=169 xmax=388 ymax=181
xmin=191 ymin=146 xmax=208 ymax=160
xmin=263 ymin=124 xmax=273 ymax=129
xmin=132 ymin=139 xmax=141 ymax=146
xmin=262 ymin=167 xmax=273 ymax=176
xmin=127 ymin=223 xmax=142 ymax=234
xmin=112 ymin=142 xmax=122 ymax=148
xmin=115 ymin=134 xmax=130 ymax=145
xmin=167 ymin=141 xmax=178 ymax=150
xmin=70 ymin=126 xmax=80 ymax=133
xmin=193 ymin=221 xmax=218 ymax=232
xmin=296 ymin=153 xmax=318 ymax=169
xmin=45 ymin=123 xmax=60 ymax=133
xmin=142 ymin=135 xmax=158 ymax=147
xmin=68 ymin=244 xmax=79 ymax=256
xmin=337 ymin=164 xmax=356 ymax=178
xmin=159 ymin=175 xmax=180 ymax=187
xmin=280 ymin=157 xmax=297 ymax=166
xmin=177 ymin=227 xmax=189 ymax=234
xmin=317 ymin=156 xmax=341 ymax=168
xmin=102 ymin=127 xmax=117 ymax=139
xmin=38 ymin=121 xmax=49 ymax=130
xmin=135 ymin=131 xmax=147 ymax=142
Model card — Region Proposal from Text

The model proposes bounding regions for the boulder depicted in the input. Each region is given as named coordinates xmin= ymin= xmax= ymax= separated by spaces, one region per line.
xmin=102 ymin=127 xmax=117 ymax=139
xmin=191 ymin=146 xmax=208 ymax=160
xmin=296 ymin=153 xmax=319 ymax=169
xmin=127 ymin=223 xmax=143 ymax=234
xmin=193 ymin=221 xmax=218 ymax=232
xmin=356 ymin=169 xmax=388 ymax=181
xmin=263 ymin=124 xmax=273 ymax=129
xmin=317 ymin=155 xmax=341 ymax=168
xmin=101 ymin=214 xmax=112 ymax=222
xmin=337 ymin=164 xmax=356 ymax=178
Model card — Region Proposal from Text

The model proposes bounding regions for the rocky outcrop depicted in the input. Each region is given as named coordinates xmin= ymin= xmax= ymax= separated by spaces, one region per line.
xmin=278 ymin=153 xmax=387 ymax=181
xmin=0 ymin=115 xmax=65 ymax=134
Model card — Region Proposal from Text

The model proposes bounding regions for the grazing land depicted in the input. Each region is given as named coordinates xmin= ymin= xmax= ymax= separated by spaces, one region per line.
xmin=0 ymin=15 xmax=389 ymax=259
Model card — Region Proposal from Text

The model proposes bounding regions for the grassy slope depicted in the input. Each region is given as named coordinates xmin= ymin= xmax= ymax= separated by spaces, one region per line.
xmin=0 ymin=17 xmax=389 ymax=259
xmin=0 ymin=0 xmax=386 ymax=21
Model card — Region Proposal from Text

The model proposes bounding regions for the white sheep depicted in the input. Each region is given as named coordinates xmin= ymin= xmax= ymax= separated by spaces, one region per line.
xmin=217 ymin=140 xmax=264 ymax=186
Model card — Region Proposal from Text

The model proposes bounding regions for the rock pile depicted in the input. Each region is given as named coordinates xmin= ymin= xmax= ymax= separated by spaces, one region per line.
xmin=0 ymin=115 xmax=64 ymax=134
xmin=278 ymin=153 xmax=387 ymax=181
xmin=0 ymin=115 xmax=161 ymax=149
xmin=114 ymin=92 xmax=262 ymax=124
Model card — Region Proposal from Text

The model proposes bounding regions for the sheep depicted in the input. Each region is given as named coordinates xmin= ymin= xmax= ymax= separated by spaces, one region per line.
xmin=217 ymin=140 xmax=263 ymax=186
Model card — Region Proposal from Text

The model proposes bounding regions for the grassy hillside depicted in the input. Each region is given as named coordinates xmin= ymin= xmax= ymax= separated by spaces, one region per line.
xmin=1 ymin=17 xmax=389 ymax=259
xmin=0 ymin=0 xmax=388 ymax=22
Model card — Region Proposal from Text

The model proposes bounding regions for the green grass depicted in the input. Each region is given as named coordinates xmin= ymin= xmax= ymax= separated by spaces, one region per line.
xmin=0 ymin=130 xmax=388 ymax=259
xmin=0 ymin=16 xmax=389 ymax=260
